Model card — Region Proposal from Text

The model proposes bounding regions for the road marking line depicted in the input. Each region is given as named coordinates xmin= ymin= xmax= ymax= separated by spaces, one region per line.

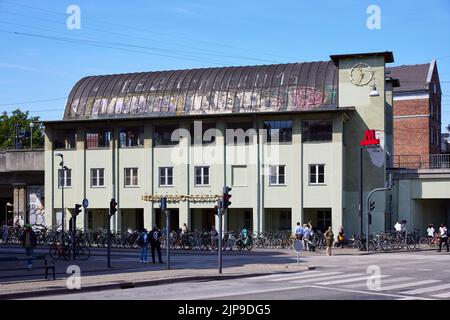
xmin=269 ymin=272 xmax=342 ymax=282
xmin=316 ymin=275 xmax=389 ymax=285
xmin=290 ymin=273 xmax=364 ymax=284
xmin=379 ymin=280 xmax=441 ymax=291
xmin=342 ymin=277 xmax=413 ymax=289
xmin=392 ymin=268 xmax=408 ymax=270
xmin=190 ymin=285 xmax=309 ymax=300
xmin=417 ymin=269 xmax=432 ymax=271
xmin=431 ymin=290 xmax=450 ymax=298
xmin=401 ymin=283 xmax=450 ymax=295
xmin=307 ymin=285 xmax=433 ymax=300
xmin=250 ymin=270 xmax=321 ymax=281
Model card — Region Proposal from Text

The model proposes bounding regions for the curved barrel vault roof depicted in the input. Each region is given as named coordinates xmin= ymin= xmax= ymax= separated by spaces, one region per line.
xmin=63 ymin=61 xmax=338 ymax=120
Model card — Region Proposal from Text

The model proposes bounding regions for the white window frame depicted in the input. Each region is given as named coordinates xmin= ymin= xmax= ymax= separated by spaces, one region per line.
xmin=309 ymin=164 xmax=325 ymax=185
xmin=58 ymin=169 xmax=72 ymax=188
xmin=159 ymin=167 xmax=174 ymax=187
xmin=91 ymin=168 xmax=105 ymax=188
xmin=269 ymin=165 xmax=286 ymax=186
xmin=124 ymin=168 xmax=139 ymax=187
xmin=194 ymin=166 xmax=210 ymax=186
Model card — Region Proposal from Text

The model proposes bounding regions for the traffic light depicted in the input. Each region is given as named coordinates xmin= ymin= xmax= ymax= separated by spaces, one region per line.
xmin=74 ymin=204 xmax=82 ymax=217
xmin=109 ymin=198 xmax=118 ymax=216
xmin=159 ymin=196 xmax=167 ymax=212
xmin=223 ymin=186 xmax=232 ymax=209
xmin=368 ymin=213 xmax=372 ymax=225
xmin=370 ymin=201 xmax=375 ymax=212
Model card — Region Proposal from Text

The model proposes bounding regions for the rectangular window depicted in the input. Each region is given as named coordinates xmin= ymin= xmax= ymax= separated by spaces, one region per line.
xmin=124 ymin=168 xmax=138 ymax=187
xmin=269 ymin=165 xmax=286 ymax=185
xmin=90 ymin=168 xmax=104 ymax=187
xmin=302 ymin=120 xmax=332 ymax=142
xmin=195 ymin=166 xmax=209 ymax=186
xmin=119 ymin=127 xmax=144 ymax=147
xmin=190 ymin=122 xmax=217 ymax=145
xmin=309 ymin=164 xmax=325 ymax=185
xmin=226 ymin=122 xmax=255 ymax=145
xmin=54 ymin=130 xmax=76 ymax=150
xmin=159 ymin=167 xmax=173 ymax=187
xmin=154 ymin=125 xmax=179 ymax=146
xmin=86 ymin=129 xmax=111 ymax=149
xmin=264 ymin=120 xmax=292 ymax=143
xmin=58 ymin=169 xmax=72 ymax=188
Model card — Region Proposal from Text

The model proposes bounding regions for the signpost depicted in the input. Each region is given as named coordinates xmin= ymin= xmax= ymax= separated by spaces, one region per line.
xmin=293 ymin=240 xmax=303 ymax=265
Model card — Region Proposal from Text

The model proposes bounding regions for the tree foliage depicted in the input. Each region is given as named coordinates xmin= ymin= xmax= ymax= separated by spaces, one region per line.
xmin=0 ymin=109 xmax=44 ymax=149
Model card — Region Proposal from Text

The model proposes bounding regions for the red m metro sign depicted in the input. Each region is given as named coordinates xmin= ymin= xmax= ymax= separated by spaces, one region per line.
xmin=360 ymin=129 xmax=380 ymax=146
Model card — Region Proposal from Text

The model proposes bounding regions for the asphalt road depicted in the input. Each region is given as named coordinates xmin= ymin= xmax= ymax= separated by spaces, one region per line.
xmin=24 ymin=250 xmax=450 ymax=300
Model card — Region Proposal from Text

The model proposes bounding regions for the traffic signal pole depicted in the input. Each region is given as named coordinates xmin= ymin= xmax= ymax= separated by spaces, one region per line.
xmin=108 ymin=199 xmax=117 ymax=268
xmin=218 ymin=203 xmax=223 ymax=274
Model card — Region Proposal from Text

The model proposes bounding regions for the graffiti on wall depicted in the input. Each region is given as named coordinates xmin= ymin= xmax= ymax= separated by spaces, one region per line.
xmin=28 ymin=186 xmax=46 ymax=228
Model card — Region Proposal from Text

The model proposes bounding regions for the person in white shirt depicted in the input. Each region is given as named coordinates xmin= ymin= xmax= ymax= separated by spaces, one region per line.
xmin=427 ymin=224 xmax=435 ymax=239
xmin=302 ymin=224 xmax=311 ymax=251
xmin=394 ymin=221 xmax=402 ymax=232
xmin=295 ymin=222 xmax=304 ymax=240
xmin=437 ymin=223 xmax=449 ymax=252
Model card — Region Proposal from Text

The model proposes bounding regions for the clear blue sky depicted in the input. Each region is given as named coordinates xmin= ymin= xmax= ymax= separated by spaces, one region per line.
xmin=1 ymin=0 xmax=449 ymax=130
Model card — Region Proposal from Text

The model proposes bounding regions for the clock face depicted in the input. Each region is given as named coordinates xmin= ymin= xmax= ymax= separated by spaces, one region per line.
xmin=350 ymin=63 xmax=374 ymax=86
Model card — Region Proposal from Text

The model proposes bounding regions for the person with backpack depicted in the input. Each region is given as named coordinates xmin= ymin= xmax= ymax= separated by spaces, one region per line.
xmin=137 ymin=228 xmax=149 ymax=263
xmin=149 ymin=225 xmax=164 ymax=263
xmin=437 ymin=223 xmax=449 ymax=253
xmin=324 ymin=227 xmax=334 ymax=256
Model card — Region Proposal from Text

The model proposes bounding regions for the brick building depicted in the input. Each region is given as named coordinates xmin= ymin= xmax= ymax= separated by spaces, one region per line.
xmin=388 ymin=60 xmax=442 ymax=158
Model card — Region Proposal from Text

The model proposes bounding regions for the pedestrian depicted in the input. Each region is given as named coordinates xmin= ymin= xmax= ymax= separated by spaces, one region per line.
xmin=324 ymin=227 xmax=334 ymax=256
xmin=137 ymin=228 xmax=149 ymax=263
xmin=210 ymin=226 xmax=218 ymax=251
xmin=181 ymin=223 xmax=188 ymax=236
xmin=427 ymin=224 xmax=435 ymax=239
xmin=337 ymin=225 xmax=345 ymax=248
xmin=2 ymin=221 xmax=8 ymax=243
xmin=295 ymin=222 xmax=304 ymax=240
xmin=394 ymin=221 xmax=402 ymax=233
xmin=19 ymin=224 xmax=37 ymax=270
xmin=302 ymin=224 xmax=311 ymax=251
xmin=308 ymin=221 xmax=316 ymax=252
xmin=149 ymin=225 xmax=164 ymax=263
xmin=437 ymin=223 xmax=449 ymax=253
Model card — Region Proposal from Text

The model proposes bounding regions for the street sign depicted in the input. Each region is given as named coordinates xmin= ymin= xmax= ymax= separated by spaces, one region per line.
xmin=293 ymin=240 xmax=303 ymax=265
xmin=82 ymin=198 xmax=89 ymax=209
xmin=360 ymin=129 xmax=380 ymax=147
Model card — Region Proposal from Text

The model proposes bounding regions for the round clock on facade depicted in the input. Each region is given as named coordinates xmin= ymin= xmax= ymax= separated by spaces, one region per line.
xmin=350 ymin=63 xmax=374 ymax=86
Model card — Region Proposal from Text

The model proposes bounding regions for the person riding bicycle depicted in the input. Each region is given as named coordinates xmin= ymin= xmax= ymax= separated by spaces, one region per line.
xmin=239 ymin=228 xmax=249 ymax=245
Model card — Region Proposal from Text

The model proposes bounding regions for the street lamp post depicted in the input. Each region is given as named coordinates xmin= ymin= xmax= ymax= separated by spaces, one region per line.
xmin=29 ymin=122 xmax=34 ymax=149
xmin=55 ymin=153 xmax=66 ymax=242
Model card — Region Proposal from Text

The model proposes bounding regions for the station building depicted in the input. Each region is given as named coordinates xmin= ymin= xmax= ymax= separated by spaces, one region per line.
xmin=43 ymin=51 xmax=397 ymax=235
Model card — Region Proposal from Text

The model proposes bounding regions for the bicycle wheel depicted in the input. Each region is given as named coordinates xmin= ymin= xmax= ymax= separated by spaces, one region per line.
xmin=49 ymin=246 xmax=61 ymax=260
xmin=419 ymin=238 xmax=429 ymax=249
xmin=77 ymin=246 xmax=91 ymax=261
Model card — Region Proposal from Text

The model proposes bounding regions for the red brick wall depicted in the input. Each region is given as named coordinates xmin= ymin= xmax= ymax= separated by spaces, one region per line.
xmin=394 ymin=116 xmax=430 ymax=155
xmin=393 ymin=98 xmax=429 ymax=117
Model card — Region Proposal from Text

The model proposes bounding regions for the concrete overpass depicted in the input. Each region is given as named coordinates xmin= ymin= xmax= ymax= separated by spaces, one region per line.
xmin=0 ymin=150 xmax=44 ymax=226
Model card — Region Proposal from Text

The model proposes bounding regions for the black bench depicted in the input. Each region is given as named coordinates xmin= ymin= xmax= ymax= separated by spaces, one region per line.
xmin=0 ymin=254 xmax=56 ymax=280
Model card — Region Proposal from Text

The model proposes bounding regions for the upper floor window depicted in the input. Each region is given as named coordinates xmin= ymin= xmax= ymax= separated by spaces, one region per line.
xmin=124 ymin=168 xmax=138 ymax=187
xmin=91 ymin=168 xmax=104 ymax=187
xmin=86 ymin=129 xmax=111 ymax=149
xmin=269 ymin=165 xmax=286 ymax=185
xmin=119 ymin=127 xmax=144 ymax=148
xmin=264 ymin=120 xmax=292 ymax=143
xmin=190 ymin=122 xmax=217 ymax=145
xmin=302 ymin=120 xmax=332 ymax=142
xmin=159 ymin=167 xmax=173 ymax=187
xmin=430 ymin=101 xmax=434 ymax=118
xmin=58 ymin=168 xmax=72 ymax=188
xmin=195 ymin=166 xmax=209 ymax=186
xmin=154 ymin=125 xmax=179 ymax=146
xmin=54 ymin=129 xmax=76 ymax=150
xmin=226 ymin=122 xmax=255 ymax=145
xmin=309 ymin=164 xmax=325 ymax=185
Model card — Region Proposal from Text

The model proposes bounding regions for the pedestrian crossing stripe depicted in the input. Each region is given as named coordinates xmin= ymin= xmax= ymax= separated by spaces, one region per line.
xmin=342 ymin=277 xmax=413 ymax=289
xmin=376 ymin=280 xmax=441 ymax=291
xmin=249 ymin=270 xmax=322 ymax=281
xmin=401 ymin=283 xmax=450 ymax=295
xmin=269 ymin=272 xmax=343 ymax=282
xmin=290 ymin=273 xmax=364 ymax=284
xmin=316 ymin=274 xmax=389 ymax=286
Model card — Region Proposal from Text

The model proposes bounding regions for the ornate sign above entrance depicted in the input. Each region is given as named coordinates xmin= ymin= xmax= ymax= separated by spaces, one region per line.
xmin=142 ymin=194 xmax=222 ymax=203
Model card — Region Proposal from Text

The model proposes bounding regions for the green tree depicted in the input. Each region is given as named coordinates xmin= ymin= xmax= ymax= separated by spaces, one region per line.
xmin=0 ymin=109 xmax=44 ymax=149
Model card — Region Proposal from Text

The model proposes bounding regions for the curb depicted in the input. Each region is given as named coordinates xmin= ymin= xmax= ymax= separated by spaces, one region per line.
xmin=0 ymin=266 xmax=313 ymax=300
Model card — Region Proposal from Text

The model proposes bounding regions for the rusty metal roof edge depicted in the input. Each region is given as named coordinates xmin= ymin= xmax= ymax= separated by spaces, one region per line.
xmin=44 ymin=106 xmax=355 ymax=125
